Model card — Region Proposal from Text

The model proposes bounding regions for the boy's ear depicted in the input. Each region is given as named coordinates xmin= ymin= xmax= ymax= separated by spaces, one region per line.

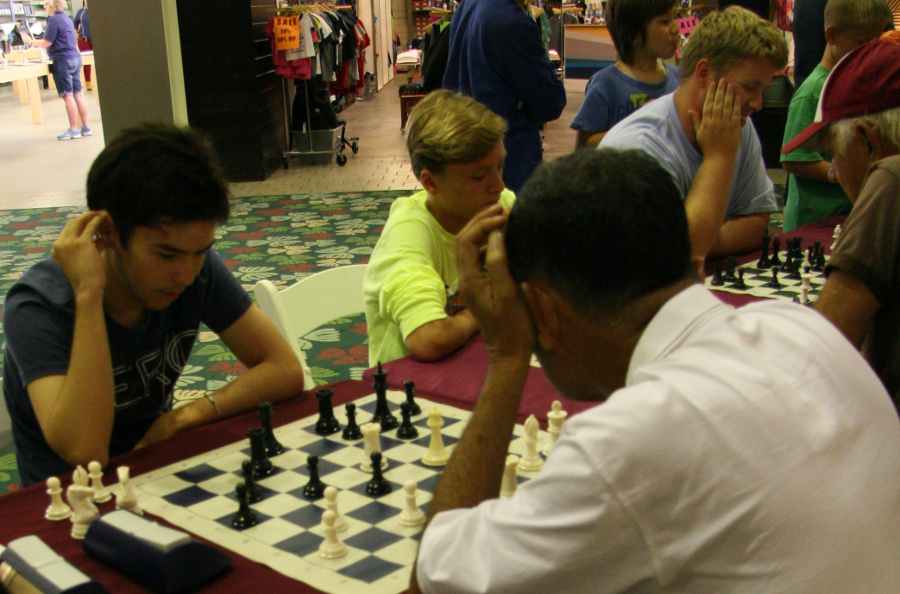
xmin=419 ymin=168 xmax=439 ymax=195
xmin=693 ymin=58 xmax=712 ymax=85
xmin=824 ymin=25 xmax=836 ymax=45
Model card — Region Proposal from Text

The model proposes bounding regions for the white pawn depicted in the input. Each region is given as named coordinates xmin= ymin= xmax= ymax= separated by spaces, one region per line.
xmin=800 ymin=285 xmax=810 ymax=306
xmin=398 ymin=480 xmax=425 ymax=527
xmin=67 ymin=484 xmax=98 ymax=539
xmin=360 ymin=422 xmax=387 ymax=473
xmin=517 ymin=415 xmax=544 ymax=472
xmin=542 ymin=400 xmax=567 ymax=456
xmin=45 ymin=476 xmax=72 ymax=521
xmin=422 ymin=407 xmax=450 ymax=466
xmin=831 ymin=224 xmax=842 ymax=251
xmin=88 ymin=461 xmax=112 ymax=503
xmin=323 ymin=486 xmax=348 ymax=532
xmin=72 ymin=465 xmax=89 ymax=487
xmin=318 ymin=510 xmax=348 ymax=559
xmin=499 ymin=455 xmax=519 ymax=499
xmin=115 ymin=466 xmax=143 ymax=515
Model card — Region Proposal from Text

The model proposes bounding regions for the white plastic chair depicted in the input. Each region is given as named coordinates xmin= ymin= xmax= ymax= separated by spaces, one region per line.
xmin=254 ymin=265 xmax=368 ymax=391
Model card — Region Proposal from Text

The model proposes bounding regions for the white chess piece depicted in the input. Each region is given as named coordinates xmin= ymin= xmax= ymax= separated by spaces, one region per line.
xmin=801 ymin=271 xmax=812 ymax=292
xmin=422 ymin=407 xmax=450 ymax=466
xmin=72 ymin=465 xmax=89 ymax=487
xmin=542 ymin=401 xmax=567 ymax=456
xmin=88 ymin=461 xmax=112 ymax=503
xmin=831 ymin=224 xmax=842 ymax=251
xmin=67 ymin=484 xmax=98 ymax=539
xmin=517 ymin=415 xmax=544 ymax=472
xmin=45 ymin=476 xmax=72 ymax=521
xmin=115 ymin=466 xmax=143 ymax=515
xmin=800 ymin=285 xmax=809 ymax=305
xmin=499 ymin=455 xmax=520 ymax=499
xmin=398 ymin=480 xmax=425 ymax=527
xmin=318 ymin=510 xmax=348 ymax=559
xmin=323 ymin=486 xmax=348 ymax=532
xmin=360 ymin=422 xmax=387 ymax=473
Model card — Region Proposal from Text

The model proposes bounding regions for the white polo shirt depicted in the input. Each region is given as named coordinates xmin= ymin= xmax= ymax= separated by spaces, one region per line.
xmin=417 ymin=285 xmax=900 ymax=594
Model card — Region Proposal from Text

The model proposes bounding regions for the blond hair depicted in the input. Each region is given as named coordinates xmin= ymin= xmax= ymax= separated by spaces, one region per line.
xmin=824 ymin=0 xmax=893 ymax=33
xmin=679 ymin=6 xmax=788 ymax=79
xmin=49 ymin=0 xmax=67 ymax=12
xmin=406 ymin=90 xmax=507 ymax=178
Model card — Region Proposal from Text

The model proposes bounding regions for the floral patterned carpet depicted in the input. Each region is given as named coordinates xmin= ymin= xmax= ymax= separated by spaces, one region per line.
xmin=0 ymin=191 xmax=404 ymax=493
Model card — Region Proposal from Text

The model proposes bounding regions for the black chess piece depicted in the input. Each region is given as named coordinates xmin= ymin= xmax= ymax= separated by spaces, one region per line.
xmin=787 ymin=259 xmax=802 ymax=280
xmin=248 ymin=427 xmax=275 ymax=478
xmin=403 ymin=379 xmax=422 ymax=416
xmin=342 ymin=403 xmax=363 ymax=440
xmin=815 ymin=246 xmax=826 ymax=270
xmin=258 ymin=401 xmax=284 ymax=457
xmin=765 ymin=267 xmax=781 ymax=288
xmin=232 ymin=484 xmax=259 ymax=530
xmin=731 ymin=268 xmax=748 ymax=290
xmin=302 ymin=455 xmax=327 ymax=499
xmin=710 ymin=263 xmax=724 ymax=286
xmin=396 ymin=401 xmax=419 ymax=440
xmin=241 ymin=460 xmax=264 ymax=503
xmin=724 ymin=256 xmax=737 ymax=282
xmin=771 ymin=235 xmax=782 ymax=266
xmin=371 ymin=362 xmax=399 ymax=431
xmin=792 ymin=237 xmax=804 ymax=260
xmin=315 ymin=388 xmax=342 ymax=435
xmin=757 ymin=234 xmax=772 ymax=268
xmin=780 ymin=250 xmax=793 ymax=273
xmin=365 ymin=452 xmax=392 ymax=496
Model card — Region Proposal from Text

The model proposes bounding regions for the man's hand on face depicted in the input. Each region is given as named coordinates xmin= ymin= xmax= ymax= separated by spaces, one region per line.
xmin=51 ymin=211 xmax=110 ymax=301
xmin=456 ymin=205 xmax=536 ymax=363
xmin=690 ymin=79 xmax=742 ymax=162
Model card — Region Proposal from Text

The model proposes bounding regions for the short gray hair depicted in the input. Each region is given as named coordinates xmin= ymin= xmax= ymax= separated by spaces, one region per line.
xmin=832 ymin=106 xmax=900 ymax=153
xmin=50 ymin=0 xmax=68 ymax=12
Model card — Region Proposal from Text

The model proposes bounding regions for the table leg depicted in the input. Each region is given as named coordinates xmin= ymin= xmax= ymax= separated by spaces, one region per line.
xmin=25 ymin=77 xmax=44 ymax=124
xmin=18 ymin=79 xmax=29 ymax=105
xmin=12 ymin=80 xmax=20 ymax=96
xmin=47 ymin=73 xmax=56 ymax=91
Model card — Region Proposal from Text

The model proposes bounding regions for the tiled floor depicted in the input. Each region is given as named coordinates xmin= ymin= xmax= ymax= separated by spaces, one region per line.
xmin=0 ymin=73 xmax=784 ymax=208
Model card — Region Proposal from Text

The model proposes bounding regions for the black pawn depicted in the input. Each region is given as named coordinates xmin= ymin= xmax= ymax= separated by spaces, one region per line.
xmin=403 ymin=379 xmax=422 ymax=416
xmin=757 ymin=234 xmax=772 ymax=269
xmin=241 ymin=460 xmax=263 ymax=503
xmin=315 ymin=388 xmax=341 ymax=435
xmin=787 ymin=259 xmax=802 ymax=280
xmin=770 ymin=235 xmax=782 ymax=266
xmin=724 ymin=256 xmax=737 ymax=282
xmin=710 ymin=263 xmax=724 ymax=286
xmin=766 ymin=267 xmax=781 ymax=288
xmin=732 ymin=268 xmax=747 ymax=290
xmin=371 ymin=362 xmax=398 ymax=431
xmin=248 ymin=427 xmax=275 ymax=478
xmin=302 ymin=455 xmax=326 ymax=499
xmin=792 ymin=237 xmax=804 ymax=260
xmin=815 ymin=246 xmax=826 ymax=270
xmin=232 ymin=484 xmax=258 ymax=530
xmin=365 ymin=452 xmax=392 ymax=496
xmin=396 ymin=401 xmax=419 ymax=440
xmin=258 ymin=401 xmax=284 ymax=457
xmin=342 ymin=402 xmax=363 ymax=440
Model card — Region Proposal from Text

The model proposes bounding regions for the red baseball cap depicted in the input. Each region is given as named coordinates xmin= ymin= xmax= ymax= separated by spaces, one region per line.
xmin=781 ymin=38 xmax=900 ymax=154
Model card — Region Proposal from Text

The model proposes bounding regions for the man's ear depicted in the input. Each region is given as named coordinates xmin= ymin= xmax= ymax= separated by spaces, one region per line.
xmin=859 ymin=122 xmax=888 ymax=161
xmin=98 ymin=214 xmax=120 ymax=249
xmin=419 ymin=168 xmax=439 ymax=195
xmin=521 ymin=282 xmax=561 ymax=352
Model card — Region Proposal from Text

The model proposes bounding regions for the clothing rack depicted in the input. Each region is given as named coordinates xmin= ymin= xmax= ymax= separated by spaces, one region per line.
xmin=270 ymin=3 xmax=361 ymax=167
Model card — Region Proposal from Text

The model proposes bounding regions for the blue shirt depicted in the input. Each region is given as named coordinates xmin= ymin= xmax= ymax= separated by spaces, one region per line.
xmin=43 ymin=12 xmax=81 ymax=61
xmin=600 ymin=93 xmax=777 ymax=218
xmin=3 ymin=250 xmax=253 ymax=487
xmin=443 ymin=0 xmax=566 ymax=192
xmin=73 ymin=7 xmax=91 ymax=41
xmin=571 ymin=63 xmax=679 ymax=134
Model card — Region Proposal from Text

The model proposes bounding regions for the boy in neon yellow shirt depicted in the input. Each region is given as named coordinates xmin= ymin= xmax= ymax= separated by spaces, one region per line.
xmin=365 ymin=91 xmax=515 ymax=365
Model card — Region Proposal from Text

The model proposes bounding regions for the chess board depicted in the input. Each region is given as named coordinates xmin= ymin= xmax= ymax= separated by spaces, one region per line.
xmin=124 ymin=390 xmax=549 ymax=594
xmin=705 ymin=252 xmax=829 ymax=302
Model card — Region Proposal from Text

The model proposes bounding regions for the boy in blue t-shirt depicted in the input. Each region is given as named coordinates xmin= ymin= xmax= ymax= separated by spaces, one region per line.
xmin=571 ymin=0 xmax=680 ymax=149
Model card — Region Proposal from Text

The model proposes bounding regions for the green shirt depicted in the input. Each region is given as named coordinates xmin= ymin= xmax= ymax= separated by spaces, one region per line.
xmin=781 ymin=64 xmax=851 ymax=231
xmin=364 ymin=189 xmax=516 ymax=366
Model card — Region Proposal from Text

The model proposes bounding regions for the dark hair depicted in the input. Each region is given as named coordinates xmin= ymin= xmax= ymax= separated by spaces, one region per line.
xmin=86 ymin=123 xmax=230 ymax=246
xmin=505 ymin=148 xmax=693 ymax=316
xmin=607 ymin=0 xmax=677 ymax=63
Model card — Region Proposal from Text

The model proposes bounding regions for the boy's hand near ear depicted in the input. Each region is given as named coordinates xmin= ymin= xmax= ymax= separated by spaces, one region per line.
xmin=51 ymin=211 xmax=110 ymax=301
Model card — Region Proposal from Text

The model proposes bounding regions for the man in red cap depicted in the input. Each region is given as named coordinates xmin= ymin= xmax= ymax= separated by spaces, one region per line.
xmin=782 ymin=37 xmax=900 ymax=410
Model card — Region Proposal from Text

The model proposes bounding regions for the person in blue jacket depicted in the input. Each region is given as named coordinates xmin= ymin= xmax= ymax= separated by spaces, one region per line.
xmin=442 ymin=0 xmax=566 ymax=193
